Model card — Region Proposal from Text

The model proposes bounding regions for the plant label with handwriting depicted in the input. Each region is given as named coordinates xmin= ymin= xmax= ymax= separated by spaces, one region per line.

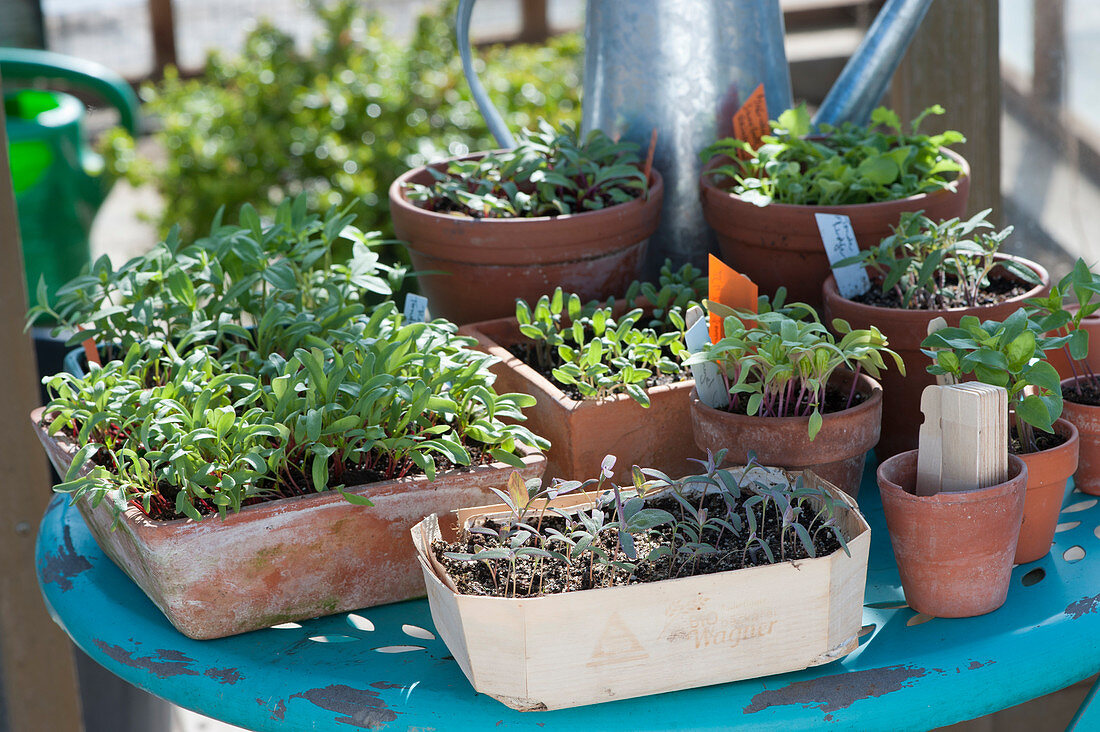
xmin=685 ymin=311 xmax=729 ymax=409
xmin=732 ymin=83 xmax=769 ymax=158
xmin=404 ymin=293 xmax=430 ymax=323
xmin=816 ymin=213 xmax=871 ymax=299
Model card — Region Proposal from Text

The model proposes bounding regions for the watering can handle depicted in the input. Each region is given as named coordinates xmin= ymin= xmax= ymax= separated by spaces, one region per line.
xmin=0 ymin=47 xmax=141 ymax=135
xmin=456 ymin=0 xmax=517 ymax=149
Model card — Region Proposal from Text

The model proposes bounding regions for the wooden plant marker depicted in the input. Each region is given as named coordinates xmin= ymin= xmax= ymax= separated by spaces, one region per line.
xmin=915 ymin=383 xmax=1008 ymax=496
xmin=926 ymin=317 xmax=954 ymax=386
xmin=707 ymin=254 xmax=757 ymax=345
xmin=731 ymin=83 xmax=768 ymax=159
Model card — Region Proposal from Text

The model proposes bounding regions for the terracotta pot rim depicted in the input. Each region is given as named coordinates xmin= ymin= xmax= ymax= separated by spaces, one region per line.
xmin=877 ymin=450 xmax=1027 ymax=504
xmin=556 ymin=376 xmax=696 ymax=412
xmin=699 ymin=147 xmax=970 ymax=212
xmin=822 ymin=255 xmax=1050 ymax=316
xmin=688 ymin=370 xmax=882 ymax=427
xmin=389 ymin=151 xmax=664 ymax=228
xmin=1015 ymin=416 xmax=1079 ymax=460
xmin=458 ymin=315 xmax=696 ymax=413
xmin=30 ymin=406 xmax=546 ymax=531
xmin=1063 ymin=304 xmax=1100 ymax=325
xmin=1061 ymin=375 xmax=1100 ymax=407
xmin=1010 ymin=417 xmax=1079 ymax=532
xmin=412 ymin=240 xmax=648 ymax=268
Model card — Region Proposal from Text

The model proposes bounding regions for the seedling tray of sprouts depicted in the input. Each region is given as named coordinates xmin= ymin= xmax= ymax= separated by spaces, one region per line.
xmin=411 ymin=452 xmax=871 ymax=711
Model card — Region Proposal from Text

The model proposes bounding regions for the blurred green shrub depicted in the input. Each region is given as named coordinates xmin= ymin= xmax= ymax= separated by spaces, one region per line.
xmin=103 ymin=0 xmax=583 ymax=239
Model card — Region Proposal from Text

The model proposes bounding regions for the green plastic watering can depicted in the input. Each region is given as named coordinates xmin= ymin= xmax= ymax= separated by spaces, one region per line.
xmin=2 ymin=47 xmax=140 ymax=311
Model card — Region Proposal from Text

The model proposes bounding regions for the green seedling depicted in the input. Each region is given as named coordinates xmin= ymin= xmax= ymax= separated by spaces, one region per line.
xmin=37 ymin=202 xmax=547 ymax=522
xmin=1027 ymin=257 xmax=1100 ymax=397
xmin=440 ymin=450 xmax=852 ymax=598
xmin=835 ymin=209 xmax=1039 ymax=309
xmin=921 ymin=308 xmax=1070 ymax=453
xmin=683 ymin=305 xmax=904 ymax=440
xmin=405 ymin=119 xmax=646 ymax=218
xmin=702 ymin=104 xmax=964 ymax=207
xmin=514 ymin=262 xmax=704 ymax=407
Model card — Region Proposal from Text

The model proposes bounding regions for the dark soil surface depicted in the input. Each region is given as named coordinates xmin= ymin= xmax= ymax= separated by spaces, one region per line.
xmin=1010 ymin=427 xmax=1068 ymax=456
xmin=434 ymin=491 xmax=844 ymax=598
xmin=507 ymin=341 xmax=684 ymax=401
xmin=411 ymin=176 xmax=645 ymax=219
xmin=850 ymin=277 xmax=1028 ymax=310
xmin=721 ymin=382 xmax=866 ymax=417
xmin=1064 ymin=379 xmax=1100 ymax=407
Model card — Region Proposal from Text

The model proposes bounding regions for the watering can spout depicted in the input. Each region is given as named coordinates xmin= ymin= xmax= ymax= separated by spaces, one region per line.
xmin=813 ymin=0 xmax=935 ymax=127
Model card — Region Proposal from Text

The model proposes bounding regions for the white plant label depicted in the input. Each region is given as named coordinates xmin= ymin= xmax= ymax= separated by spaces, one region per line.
xmin=815 ymin=213 xmax=871 ymax=298
xmin=403 ymin=293 xmax=430 ymax=323
xmin=684 ymin=317 xmax=730 ymax=409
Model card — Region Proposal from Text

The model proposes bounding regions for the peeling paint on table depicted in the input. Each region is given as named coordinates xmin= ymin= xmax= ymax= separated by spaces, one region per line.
xmin=35 ymin=458 xmax=1100 ymax=730
xmin=290 ymin=684 xmax=398 ymax=729
xmin=40 ymin=523 xmax=91 ymax=591
xmin=744 ymin=665 xmax=931 ymax=716
xmin=92 ymin=639 xmax=246 ymax=686
xmin=1066 ymin=592 xmax=1100 ymax=619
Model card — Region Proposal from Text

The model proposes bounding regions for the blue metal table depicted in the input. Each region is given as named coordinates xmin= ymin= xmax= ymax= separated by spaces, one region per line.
xmin=36 ymin=458 xmax=1100 ymax=731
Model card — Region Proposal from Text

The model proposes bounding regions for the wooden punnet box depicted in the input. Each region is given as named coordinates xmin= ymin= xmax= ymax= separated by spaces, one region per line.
xmin=412 ymin=469 xmax=871 ymax=711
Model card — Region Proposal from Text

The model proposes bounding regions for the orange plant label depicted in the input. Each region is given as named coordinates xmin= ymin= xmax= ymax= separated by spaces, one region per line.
xmin=731 ymin=83 xmax=769 ymax=156
xmin=708 ymin=254 xmax=758 ymax=344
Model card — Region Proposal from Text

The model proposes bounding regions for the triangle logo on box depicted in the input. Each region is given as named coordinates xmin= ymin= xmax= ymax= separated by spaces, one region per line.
xmin=585 ymin=612 xmax=649 ymax=668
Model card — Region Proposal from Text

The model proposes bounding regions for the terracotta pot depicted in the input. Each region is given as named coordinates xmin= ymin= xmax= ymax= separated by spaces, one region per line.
xmin=31 ymin=407 xmax=546 ymax=639
xmin=389 ymin=154 xmax=663 ymax=325
xmin=1014 ymin=418 xmax=1080 ymax=564
xmin=699 ymin=149 xmax=970 ymax=310
xmin=1061 ymin=376 xmax=1100 ymax=496
xmin=1047 ymin=309 xmax=1100 ymax=381
xmin=822 ymin=256 xmax=1050 ymax=459
xmin=688 ymin=370 xmax=881 ymax=497
xmin=877 ymin=450 xmax=1027 ymax=617
xmin=458 ymin=316 xmax=699 ymax=482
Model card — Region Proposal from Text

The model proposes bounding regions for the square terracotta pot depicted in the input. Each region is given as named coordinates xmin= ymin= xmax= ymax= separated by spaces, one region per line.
xmin=412 ymin=468 xmax=871 ymax=711
xmin=31 ymin=407 xmax=546 ymax=639
xmin=458 ymin=317 xmax=699 ymax=482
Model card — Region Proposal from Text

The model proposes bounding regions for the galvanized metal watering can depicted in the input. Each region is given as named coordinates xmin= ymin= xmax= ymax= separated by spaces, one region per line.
xmin=457 ymin=0 xmax=933 ymax=271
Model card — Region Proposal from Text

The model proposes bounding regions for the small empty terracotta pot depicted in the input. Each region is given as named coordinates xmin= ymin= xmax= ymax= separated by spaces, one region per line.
xmin=1014 ymin=418 xmax=1080 ymax=564
xmin=1060 ymin=377 xmax=1100 ymax=496
xmin=878 ymin=450 xmax=1027 ymax=618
